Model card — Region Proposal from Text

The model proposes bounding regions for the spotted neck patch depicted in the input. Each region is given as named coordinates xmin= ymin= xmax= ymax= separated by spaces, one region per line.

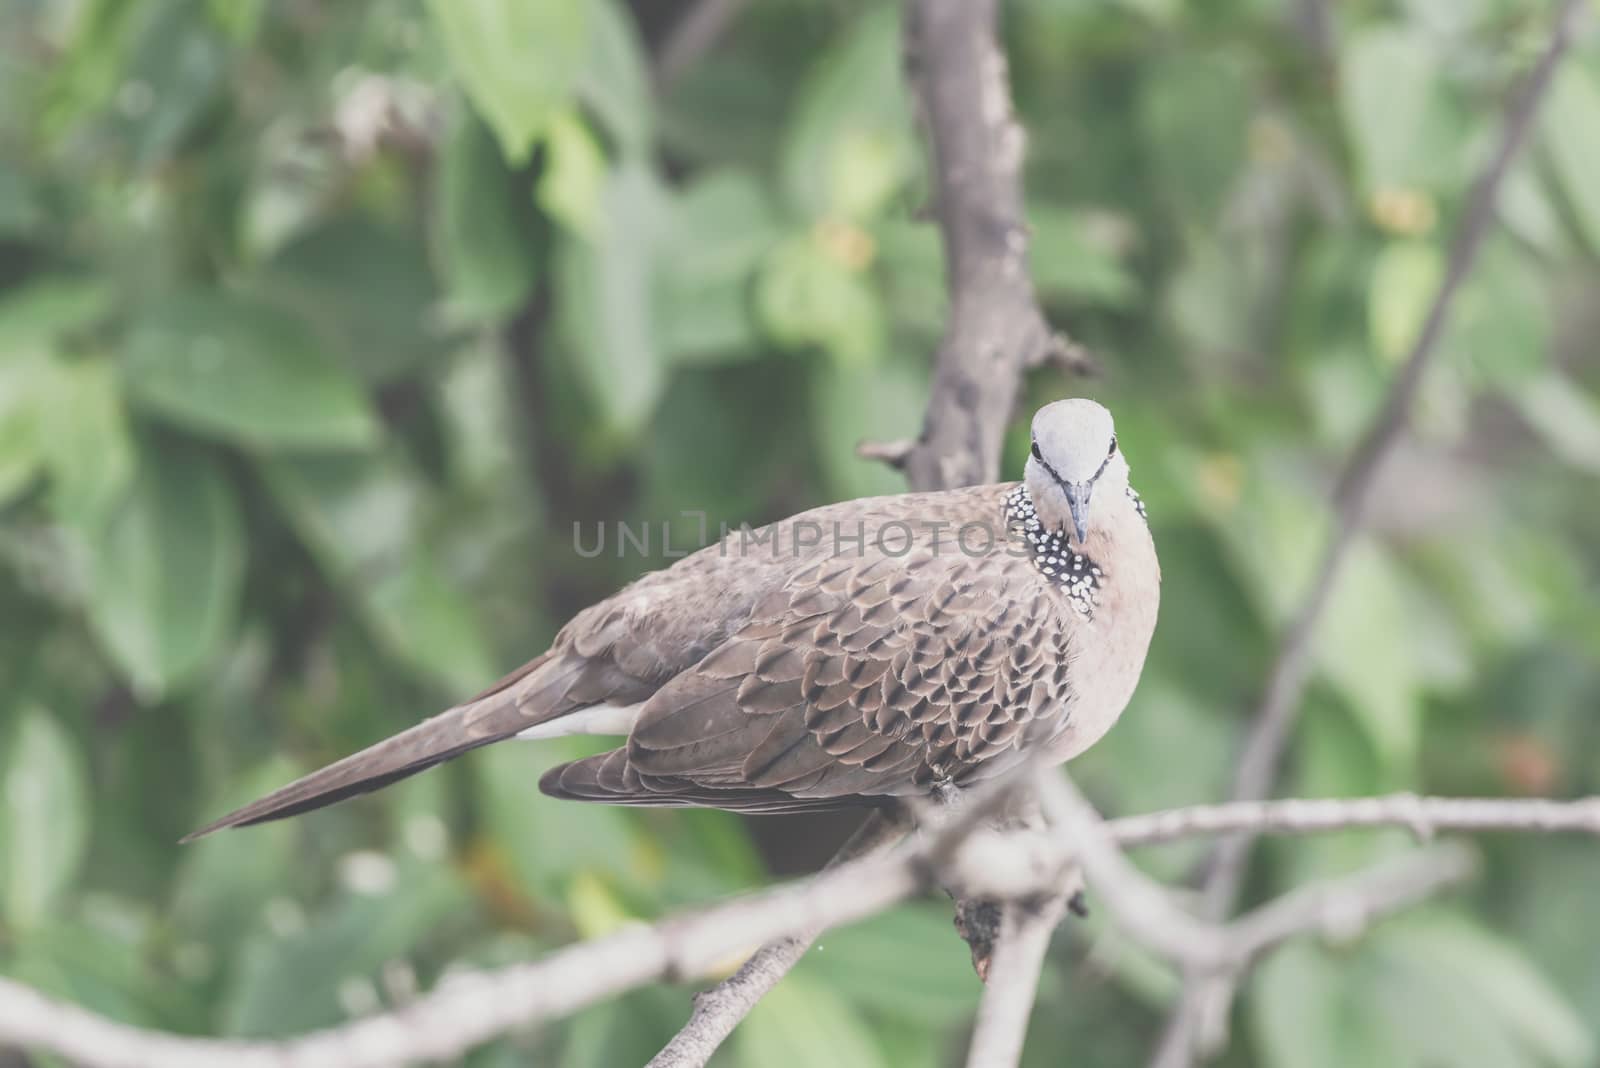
xmin=1003 ymin=485 xmax=1105 ymax=619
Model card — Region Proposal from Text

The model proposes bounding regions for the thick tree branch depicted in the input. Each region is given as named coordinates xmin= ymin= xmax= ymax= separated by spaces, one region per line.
xmin=896 ymin=0 xmax=1088 ymax=494
xmin=645 ymin=1 xmax=1092 ymax=1061
xmin=1153 ymin=3 xmax=1589 ymax=1062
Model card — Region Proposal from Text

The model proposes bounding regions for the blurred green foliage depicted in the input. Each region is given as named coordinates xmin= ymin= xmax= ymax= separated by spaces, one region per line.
xmin=1 ymin=0 xmax=1599 ymax=1064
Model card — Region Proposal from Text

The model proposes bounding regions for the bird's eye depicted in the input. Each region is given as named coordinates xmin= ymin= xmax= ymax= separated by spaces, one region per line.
xmin=1108 ymin=436 xmax=1118 ymax=457
xmin=1030 ymin=441 xmax=1043 ymax=461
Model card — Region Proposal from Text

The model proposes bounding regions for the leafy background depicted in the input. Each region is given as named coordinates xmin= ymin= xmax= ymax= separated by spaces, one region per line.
xmin=1 ymin=0 xmax=1599 ymax=1065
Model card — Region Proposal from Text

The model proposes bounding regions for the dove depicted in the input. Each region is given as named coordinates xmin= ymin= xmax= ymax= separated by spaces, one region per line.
xmin=186 ymin=399 xmax=1158 ymax=838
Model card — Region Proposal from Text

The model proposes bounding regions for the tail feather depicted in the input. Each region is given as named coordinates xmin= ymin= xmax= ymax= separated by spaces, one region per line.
xmin=183 ymin=654 xmax=568 ymax=842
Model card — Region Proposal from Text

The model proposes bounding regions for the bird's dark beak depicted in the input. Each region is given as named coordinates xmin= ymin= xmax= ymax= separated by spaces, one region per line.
xmin=1063 ymin=482 xmax=1091 ymax=544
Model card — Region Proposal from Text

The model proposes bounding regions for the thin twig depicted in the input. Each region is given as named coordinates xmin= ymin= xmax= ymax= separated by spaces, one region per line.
xmin=653 ymin=0 xmax=748 ymax=93
xmin=1229 ymin=842 xmax=1477 ymax=960
xmin=1110 ymin=793 xmax=1600 ymax=847
xmin=1291 ymin=0 xmax=1336 ymax=65
xmin=1206 ymin=0 xmax=1586 ymax=918
xmin=1045 ymin=775 xmax=1477 ymax=979
xmin=1155 ymin=4 xmax=1589 ymax=1062
xmin=856 ymin=437 xmax=915 ymax=470
xmin=1042 ymin=774 xmax=1233 ymax=968
xmin=645 ymin=810 xmax=908 ymax=1068
xmin=964 ymin=890 xmax=1070 ymax=1068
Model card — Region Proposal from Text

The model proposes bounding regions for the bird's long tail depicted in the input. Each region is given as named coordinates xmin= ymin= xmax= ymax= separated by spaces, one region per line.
xmin=182 ymin=655 xmax=554 ymax=842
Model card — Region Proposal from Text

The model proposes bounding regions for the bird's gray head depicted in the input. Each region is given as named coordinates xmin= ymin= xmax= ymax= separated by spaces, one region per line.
xmin=1023 ymin=399 xmax=1129 ymax=545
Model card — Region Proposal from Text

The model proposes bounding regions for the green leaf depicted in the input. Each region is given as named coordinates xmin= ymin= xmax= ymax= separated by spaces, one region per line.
xmin=223 ymin=863 xmax=471 ymax=1036
xmin=1073 ymin=683 xmax=1233 ymax=881
xmin=473 ymin=740 xmax=641 ymax=900
xmin=812 ymin=356 xmax=926 ymax=501
xmin=1316 ymin=540 xmax=1424 ymax=776
xmin=757 ymin=231 xmax=884 ymax=366
xmin=577 ymin=0 xmax=651 ymax=155
xmin=1542 ymin=65 xmax=1600 ymax=256
xmin=172 ymin=759 xmax=304 ymax=948
xmin=264 ymin=219 xmax=440 ymax=384
xmin=80 ymin=441 xmax=243 ymax=699
xmin=1139 ymin=53 xmax=1251 ymax=220
xmin=538 ymin=111 xmax=608 ymax=238
xmin=1340 ymin=28 xmax=1451 ymax=192
xmin=363 ymin=554 xmax=500 ymax=694
xmin=1513 ymin=373 xmax=1600 ymax=476
xmin=1165 ymin=237 xmax=1251 ymax=354
xmin=780 ymin=6 xmax=914 ymax=221
xmin=736 ymin=973 xmax=890 ymax=1068
xmin=1281 ymin=703 xmax=1411 ymax=883
xmin=1368 ymin=241 xmax=1442 ymax=365
xmin=426 ymin=0 xmax=588 ymax=162
xmin=206 ymin=0 xmax=265 ymax=41
xmin=563 ymin=988 xmax=695 ymax=1068
xmin=0 ymin=350 xmax=49 ymax=506
xmin=1252 ymin=912 xmax=1592 ymax=1068
xmin=1200 ymin=451 xmax=1324 ymax=622
xmin=799 ymin=905 xmax=982 ymax=1024
xmin=0 ymin=277 xmax=113 ymax=352
xmin=263 ymin=453 xmax=497 ymax=692
xmin=0 ymin=710 xmax=91 ymax=930
xmin=1441 ymin=240 xmax=1549 ymax=389
xmin=109 ymin=0 xmax=229 ymax=168
xmin=261 ymin=452 xmax=420 ymax=580
xmin=647 ymin=809 xmax=767 ymax=902
xmin=0 ymin=281 xmax=132 ymax=516
xmin=554 ymin=161 xmax=666 ymax=435
xmin=0 ymin=164 xmax=44 ymax=236
xmin=1499 ymin=159 xmax=1570 ymax=258
xmin=5 ymin=914 xmax=156 ymax=1023
xmin=1028 ymin=205 xmax=1140 ymax=307
xmin=122 ymin=292 xmax=378 ymax=451
xmin=36 ymin=357 xmax=136 ymax=527
xmin=875 ymin=219 xmax=945 ymax=337
xmin=435 ymin=105 xmax=539 ymax=322
xmin=1251 ymin=940 xmax=1414 ymax=1068
xmin=1384 ymin=912 xmax=1593 ymax=1068
xmin=658 ymin=170 xmax=781 ymax=364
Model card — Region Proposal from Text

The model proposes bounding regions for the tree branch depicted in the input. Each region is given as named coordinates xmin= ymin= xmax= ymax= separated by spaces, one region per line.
xmin=1042 ymin=774 xmax=1479 ymax=974
xmin=964 ymin=886 xmax=1071 ymax=1068
xmin=646 ymin=1 xmax=1084 ymax=1058
xmin=1113 ymin=792 xmax=1600 ymax=846
xmin=3 ymin=789 xmax=1589 ymax=1068
xmin=1153 ymin=3 xmax=1589 ymax=1061
xmin=895 ymin=0 xmax=1088 ymax=493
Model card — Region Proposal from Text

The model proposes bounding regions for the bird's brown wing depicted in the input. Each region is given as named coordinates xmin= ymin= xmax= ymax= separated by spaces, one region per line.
xmin=186 ymin=485 xmax=1046 ymax=836
xmin=541 ymin=520 xmax=1073 ymax=811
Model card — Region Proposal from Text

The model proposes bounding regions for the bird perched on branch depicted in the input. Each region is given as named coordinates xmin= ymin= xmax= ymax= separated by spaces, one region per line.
xmin=187 ymin=399 xmax=1158 ymax=838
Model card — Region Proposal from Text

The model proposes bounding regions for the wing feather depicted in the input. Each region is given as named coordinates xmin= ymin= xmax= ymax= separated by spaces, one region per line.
xmin=551 ymin=493 xmax=1075 ymax=810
